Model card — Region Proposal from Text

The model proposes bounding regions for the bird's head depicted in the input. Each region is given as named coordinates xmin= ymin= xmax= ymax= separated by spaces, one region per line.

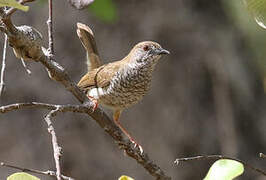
xmin=128 ymin=41 xmax=170 ymax=64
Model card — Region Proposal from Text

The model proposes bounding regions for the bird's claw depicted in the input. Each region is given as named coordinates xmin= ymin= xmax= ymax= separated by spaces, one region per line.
xmin=87 ymin=95 xmax=98 ymax=112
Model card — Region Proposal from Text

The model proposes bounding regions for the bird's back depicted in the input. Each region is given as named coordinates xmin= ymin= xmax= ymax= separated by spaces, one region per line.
xmin=77 ymin=59 xmax=127 ymax=93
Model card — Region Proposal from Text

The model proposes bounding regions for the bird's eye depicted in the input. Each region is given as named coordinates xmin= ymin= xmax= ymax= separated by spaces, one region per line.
xmin=143 ymin=45 xmax=149 ymax=51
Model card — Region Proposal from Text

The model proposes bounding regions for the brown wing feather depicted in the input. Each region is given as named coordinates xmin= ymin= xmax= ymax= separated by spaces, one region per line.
xmin=77 ymin=60 xmax=126 ymax=92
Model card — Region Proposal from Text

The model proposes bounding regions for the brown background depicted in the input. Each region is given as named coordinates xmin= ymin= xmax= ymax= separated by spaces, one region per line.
xmin=1 ymin=0 xmax=266 ymax=179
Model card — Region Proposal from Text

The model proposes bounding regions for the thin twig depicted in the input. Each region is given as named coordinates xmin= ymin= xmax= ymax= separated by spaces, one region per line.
xmin=0 ymin=102 xmax=93 ymax=114
xmin=0 ymin=101 xmax=171 ymax=180
xmin=0 ymin=161 xmax=74 ymax=180
xmin=47 ymin=0 xmax=54 ymax=56
xmin=44 ymin=107 xmax=62 ymax=180
xmin=0 ymin=8 xmax=171 ymax=179
xmin=20 ymin=58 xmax=32 ymax=74
xmin=174 ymin=155 xmax=266 ymax=176
xmin=0 ymin=34 xmax=7 ymax=96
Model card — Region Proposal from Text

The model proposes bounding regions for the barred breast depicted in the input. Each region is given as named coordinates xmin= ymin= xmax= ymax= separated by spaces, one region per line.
xmin=92 ymin=61 xmax=155 ymax=110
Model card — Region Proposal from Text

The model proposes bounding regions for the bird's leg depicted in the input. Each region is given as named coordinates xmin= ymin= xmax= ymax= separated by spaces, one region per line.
xmin=113 ymin=110 xmax=143 ymax=153
xmin=87 ymin=95 xmax=98 ymax=112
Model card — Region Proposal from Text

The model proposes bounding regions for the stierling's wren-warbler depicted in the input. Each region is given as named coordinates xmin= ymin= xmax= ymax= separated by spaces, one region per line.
xmin=77 ymin=23 xmax=169 ymax=151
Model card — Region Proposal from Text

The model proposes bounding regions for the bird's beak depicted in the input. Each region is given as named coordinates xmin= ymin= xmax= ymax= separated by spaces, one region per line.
xmin=155 ymin=48 xmax=170 ymax=55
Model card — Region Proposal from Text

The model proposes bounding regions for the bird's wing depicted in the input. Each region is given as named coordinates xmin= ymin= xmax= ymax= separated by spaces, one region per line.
xmin=77 ymin=61 xmax=125 ymax=92
xmin=77 ymin=22 xmax=102 ymax=71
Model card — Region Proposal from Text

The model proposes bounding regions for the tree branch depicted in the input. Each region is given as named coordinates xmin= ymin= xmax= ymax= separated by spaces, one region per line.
xmin=175 ymin=155 xmax=266 ymax=176
xmin=19 ymin=57 xmax=32 ymax=74
xmin=0 ymin=34 xmax=7 ymax=96
xmin=0 ymin=102 xmax=91 ymax=113
xmin=0 ymin=101 xmax=171 ymax=179
xmin=1 ymin=161 xmax=74 ymax=180
xmin=45 ymin=107 xmax=62 ymax=180
xmin=38 ymin=34 xmax=171 ymax=180
xmin=47 ymin=0 xmax=54 ymax=55
xmin=0 ymin=7 xmax=171 ymax=180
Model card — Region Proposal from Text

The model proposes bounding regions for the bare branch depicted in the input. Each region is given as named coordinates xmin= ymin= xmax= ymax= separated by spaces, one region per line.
xmin=1 ymin=161 xmax=74 ymax=180
xmin=20 ymin=58 xmax=32 ymax=74
xmin=175 ymin=155 xmax=266 ymax=176
xmin=47 ymin=0 xmax=54 ymax=56
xmin=44 ymin=107 xmax=62 ymax=180
xmin=0 ymin=102 xmax=93 ymax=114
xmin=0 ymin=8 xmax=171 ymax=179
xmin=0 ymin=34 xmax=7 ymax=96
xmin=1 ymin=101 xmax=171 ymax=179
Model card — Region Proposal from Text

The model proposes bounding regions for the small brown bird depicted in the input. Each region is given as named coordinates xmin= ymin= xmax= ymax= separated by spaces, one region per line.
xmin=77 ymin=23 xmax=169 ymax=151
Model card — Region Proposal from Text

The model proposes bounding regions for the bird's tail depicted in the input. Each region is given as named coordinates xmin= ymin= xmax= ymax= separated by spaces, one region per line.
xmin=77 ymin=23 xmax=101 ymax=71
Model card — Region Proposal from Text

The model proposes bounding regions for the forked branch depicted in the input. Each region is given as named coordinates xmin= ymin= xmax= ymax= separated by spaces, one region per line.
xmin=0 ymin=4 xmax=171 ymax=179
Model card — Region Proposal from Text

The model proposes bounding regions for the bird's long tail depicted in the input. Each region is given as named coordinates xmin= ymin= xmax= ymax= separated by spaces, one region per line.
xmin=77 ymin=23 xmax=102 ymax=71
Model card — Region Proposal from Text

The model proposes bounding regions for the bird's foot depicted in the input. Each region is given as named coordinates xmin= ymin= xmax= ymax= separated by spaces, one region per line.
xmin=87 ymin=95 xmax=98 ymax=112
xmin=130 ymin=138 xmax=143 ymax=154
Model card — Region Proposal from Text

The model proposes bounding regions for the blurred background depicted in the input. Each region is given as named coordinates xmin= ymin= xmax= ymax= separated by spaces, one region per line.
xmin=1 ymin=0 xmax=266 ymax=179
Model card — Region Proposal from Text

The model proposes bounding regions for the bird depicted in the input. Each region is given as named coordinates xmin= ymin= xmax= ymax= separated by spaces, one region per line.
xmin=76 ymin=23 xmax=169 ymax=151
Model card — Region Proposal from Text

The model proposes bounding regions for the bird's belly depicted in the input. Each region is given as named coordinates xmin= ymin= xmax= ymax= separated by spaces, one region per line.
xmin=102 ymin=88 xmax=147 ymax=109
xmin=88 ymin=83 xmax=150 ymax=110
xmin=88 ymin=66 xmax=153 ymax=109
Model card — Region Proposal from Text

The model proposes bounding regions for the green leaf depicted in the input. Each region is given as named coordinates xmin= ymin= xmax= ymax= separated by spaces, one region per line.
xmin=88 ymin=0 xmax=117 ymax=23
xmin=7 ymin=172 xmax=40 ymax=180
xmin=243 ymin=0 xmax=266 ymax=29
xmin=0 ymin=0 xmax=29 ymax=11
xmin=204 ymin=159 xmax=244 ymax=180
xmin=118 ymin=175 xmax=134 ymax=180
